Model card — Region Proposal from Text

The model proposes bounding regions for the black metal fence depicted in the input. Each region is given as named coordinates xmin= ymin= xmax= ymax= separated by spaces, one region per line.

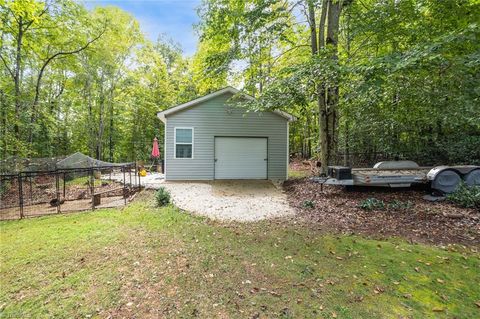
xmin=0 ymin=165 xmax=141 ymax=221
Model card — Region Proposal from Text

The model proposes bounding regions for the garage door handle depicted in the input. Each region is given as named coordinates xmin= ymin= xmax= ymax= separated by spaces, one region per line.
xmin=214 ymin=158 xmax=218 ymax=162
xmin=264 ymin=158 xmax=268 ymax=161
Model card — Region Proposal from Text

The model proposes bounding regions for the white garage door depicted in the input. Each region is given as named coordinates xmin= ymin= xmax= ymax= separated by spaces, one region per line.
xmin=215 ymin=137 xmax=267 ymax=179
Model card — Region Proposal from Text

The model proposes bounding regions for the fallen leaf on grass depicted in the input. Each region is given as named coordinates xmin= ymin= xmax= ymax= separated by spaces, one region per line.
xmin=475 ymin=301 xmax=480 ymax=308
xmin=374 ymin=286 xmax=385 ymax=294
xmin=436 ymin=278 xmax=445 ymax=284
xmin=432 ymin=308 xmax=444 ymax=312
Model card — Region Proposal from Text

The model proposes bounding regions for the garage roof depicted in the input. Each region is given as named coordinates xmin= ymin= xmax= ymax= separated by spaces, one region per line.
xmin=156 ymin=86 xmax=295 ymax=122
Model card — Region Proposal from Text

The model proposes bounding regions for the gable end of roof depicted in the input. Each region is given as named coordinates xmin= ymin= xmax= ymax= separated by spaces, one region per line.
xmin=156 ymin=86 xmax=295 ymax=122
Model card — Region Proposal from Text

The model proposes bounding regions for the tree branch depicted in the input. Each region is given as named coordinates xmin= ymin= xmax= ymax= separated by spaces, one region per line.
xmin=28 ymin=26 xmax=107 ymax=144
xmin=272 ymin=44 xmax=310 ymax=65
xmin=23 ymin=5 xmax=49 ymax=33
xmin=0 ymin=53 xmax=14 ymax=80
xmin=34 ymin=27 xmax=107 ymax=107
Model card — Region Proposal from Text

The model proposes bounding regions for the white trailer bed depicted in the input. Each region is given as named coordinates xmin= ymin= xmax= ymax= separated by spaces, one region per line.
xmin=316 ymin=161 xmax=480 ymax=193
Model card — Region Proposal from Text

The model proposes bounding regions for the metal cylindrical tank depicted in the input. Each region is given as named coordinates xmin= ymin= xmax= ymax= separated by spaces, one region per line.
xmin=464 ymin=169 xmax=480 ymax=187
xmin=431 ymin=170 xmax=461 ymax=194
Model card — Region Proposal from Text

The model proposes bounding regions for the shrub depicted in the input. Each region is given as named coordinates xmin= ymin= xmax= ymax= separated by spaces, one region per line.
xmin=388 ymin=199 xmax=413 ymax=210
xmin=154 ymin=187 xmax=171 ymax=207
xmin=447 ymin=183 xmax=480 ymax=209
xmin=358 ymin=198 xmax=385 ymax=211
xmin=302 ymin=200 xmax=315 ymax=208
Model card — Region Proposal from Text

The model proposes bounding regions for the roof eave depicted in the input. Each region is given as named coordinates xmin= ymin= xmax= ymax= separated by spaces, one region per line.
xmin=273 ymin=110 xmax=296 ymax=122
xmin=157 ymin=112 xmax=167 ymax=123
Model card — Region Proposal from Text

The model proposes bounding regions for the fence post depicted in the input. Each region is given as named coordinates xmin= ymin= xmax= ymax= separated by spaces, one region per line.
xmin=134 ymin=163 xmax=137 ymax=188
xmin=123 ymin=167 xmax=127 ymax=205
xmin=63 ymin=172 xmax=66 ymax=198
xmin=90 ymin=168 xmax=95 ymax=210
xmin=135 ymin=163 xmax=138 ymax=188
xmin=29 ymin=175 xmax=33 ymax=204
xmin=129 ymin=168 xmax=132 ymax=188
xmin=55 ymin=171 xmax=60 ymax=214
xmin=18 ymin=173 xmax=24 ymax=219
xmin=137 ymin=164 xmax=141 ymax=188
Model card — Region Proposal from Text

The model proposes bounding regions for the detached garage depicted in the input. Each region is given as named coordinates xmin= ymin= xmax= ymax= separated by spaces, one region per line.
xmin=156 ymin=87 xmax=294 ymax=181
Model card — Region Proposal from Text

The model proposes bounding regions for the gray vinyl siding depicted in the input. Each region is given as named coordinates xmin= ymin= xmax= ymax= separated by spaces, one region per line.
xmin=164 ymin=92 xmax=288 ymax=180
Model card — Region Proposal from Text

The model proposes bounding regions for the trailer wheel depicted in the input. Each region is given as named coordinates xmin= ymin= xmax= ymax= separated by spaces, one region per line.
xmin=431 ymin=169 xmax=461 ymax=194
xmin=464 ymin=169 xmax=480 ymax=187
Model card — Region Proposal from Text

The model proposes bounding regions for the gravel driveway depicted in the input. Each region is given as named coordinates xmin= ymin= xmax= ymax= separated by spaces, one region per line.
xmin=160 ymin=180 xmax=294 ymax=222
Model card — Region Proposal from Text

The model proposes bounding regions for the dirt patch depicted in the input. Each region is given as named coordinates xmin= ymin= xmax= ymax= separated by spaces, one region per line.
xmin=284 ymin=178 xmax=480 ymax=246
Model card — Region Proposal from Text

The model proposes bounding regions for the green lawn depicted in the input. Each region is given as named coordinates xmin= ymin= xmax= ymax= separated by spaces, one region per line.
xmin=1 ymin=192 xmax=479 ymax=318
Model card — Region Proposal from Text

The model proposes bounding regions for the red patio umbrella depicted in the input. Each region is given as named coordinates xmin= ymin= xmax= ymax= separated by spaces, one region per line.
xmin=151 ymin=137 xmax=160 ymax=158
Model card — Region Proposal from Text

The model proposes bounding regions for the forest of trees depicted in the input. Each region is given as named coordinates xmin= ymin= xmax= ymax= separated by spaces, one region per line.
xmin=1 ymin=0 xmax=479 ymax=169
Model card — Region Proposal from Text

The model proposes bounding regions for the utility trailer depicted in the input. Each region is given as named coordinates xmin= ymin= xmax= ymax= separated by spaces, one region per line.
xmin=316 ymin=161 xmax=480 ymax=194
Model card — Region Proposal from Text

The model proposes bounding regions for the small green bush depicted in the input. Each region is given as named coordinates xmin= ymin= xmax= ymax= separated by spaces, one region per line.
xmin=358 ymin=198 xmax=385 ymax=211
xmin=447 ymin=183 xmax=480 ymax=209
xmin=154 ymin=187 xmax=171 ymax=207
xmin=302 ymin=200 xmax=315 ymax=208
xmin=388 ymin=199 xmax=413 ymax=210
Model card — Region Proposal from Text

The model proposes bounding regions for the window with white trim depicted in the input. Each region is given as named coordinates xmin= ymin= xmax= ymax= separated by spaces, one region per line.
xmin=175 ymin=128 xmax=193 ymax=158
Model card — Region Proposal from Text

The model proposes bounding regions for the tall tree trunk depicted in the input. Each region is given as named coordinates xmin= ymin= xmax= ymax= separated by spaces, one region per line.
xmin=13 ymin=17 xmax=23 ymax=142
xmin=1 ymin=89 xmax=6 ymax=159
xmin=318 ymin=0 xmax=328 ymax=49
xmin=83 ymin=69 xmax=95 ymax=158
xmin=325 ymin=0 xmax=342 ymax=166
xmin=108 ymin=88 xmax=115 ymax=162
xmin=318 ymin=88 xmax=328 ymax=174
xmin=307 ymin=0 xmax=318 ymax=54
xmin=314 ymin=0 xmax=330 ymax=174
xmin=344 ymin=8 xmax=351 ymax=166
xmin=97 ymin=76 xmax=105 ymax=160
